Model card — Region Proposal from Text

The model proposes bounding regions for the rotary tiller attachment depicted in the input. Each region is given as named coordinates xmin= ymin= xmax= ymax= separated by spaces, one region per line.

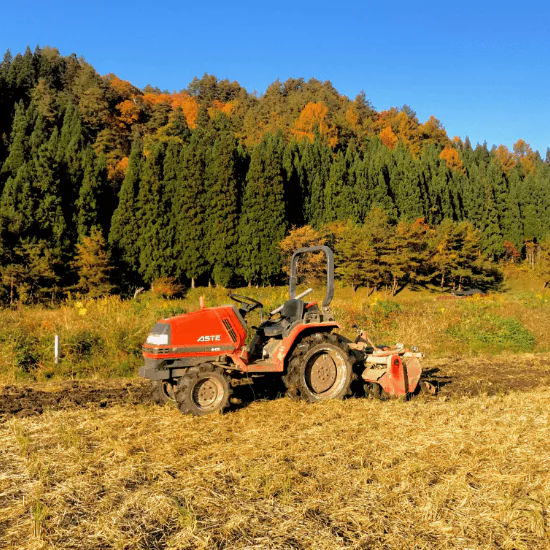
xmin=350 ymin=329 xmax=434 ymax=398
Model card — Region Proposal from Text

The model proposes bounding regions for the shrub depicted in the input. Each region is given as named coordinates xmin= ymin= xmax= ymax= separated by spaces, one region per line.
xmin=65 ymin=330 xmax=103 ymax=361
xmin=15 ymin=336 xmax=40 ymax=373
xmin=151 ymin=277 xmax=184 ymax=298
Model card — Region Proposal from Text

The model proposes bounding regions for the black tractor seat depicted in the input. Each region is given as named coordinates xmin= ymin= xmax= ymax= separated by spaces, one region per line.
xmin=262 ymin=299 xmax=305 ymax=338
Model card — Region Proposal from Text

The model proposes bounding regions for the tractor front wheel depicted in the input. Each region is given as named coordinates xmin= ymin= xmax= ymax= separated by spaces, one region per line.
xmin=151 ymin=380 xmax=177 ymax=405
xmin=175 ymin=364 xmax=232 ymax=416
xmin=283 ymin=333 xmax=355 ymax=402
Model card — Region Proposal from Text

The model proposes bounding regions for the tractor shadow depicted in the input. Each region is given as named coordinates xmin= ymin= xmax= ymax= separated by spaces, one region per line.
xmin=228 ymin=368 xmax=455 ymax=411
xmin=229 ymin=377 xmax=290 ymax=411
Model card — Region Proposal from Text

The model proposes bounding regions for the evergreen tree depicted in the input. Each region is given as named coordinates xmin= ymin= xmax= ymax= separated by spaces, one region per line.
xmin=135 ymin=142 xmax=170 ymax=282
xmin=172 ymin=130 xmax=208 ymax=287
xmin=151 ymin=141 xmax=183 ymax=280
xmin=323 ymin=146 xmax=356 ymax=222
xmin=535 ymin=164 xmax=550 ymax=239
xmin=204 ymin=115 xmax=242 ymax=286
xmin=1 ymin=101 xmax=29 ymax=177
xmin=33 ymin=140 xmax=67 ymax=253
xmin=392 ymin=142 xmax=424 ymax=220
xmin=75 ymin=146 xmax=102 ymax=238
xmin=299 ymin=133 xmax=332 ymax=227
xmin=519 ymin=173 xmax=540 ymax=242
xmin=328 ymin=221 xmax=373 ymax=291
xmin=238 ymin=133 xmax=287 ymax=285
xmin=0 ymin=161 xmax=35 ymax=247
xmin=109 ymin=142 xmax=143 ymax=278
xmin=500 ymin=168 xmax=523 ymax=249
xmin=385 ymin=218 xmax=433 ymax=294
xmin=0 ymin=49 xmax=14 ymax=157
xmin=481 ymin=185 xmax=503 ymax=259
xmin=282 ymin=140 xmax=305 ymax=227
xmin=165 ymin=107 xmax=191 ymax=141
xmin=360 ymin=208 xmax=393 ymax=291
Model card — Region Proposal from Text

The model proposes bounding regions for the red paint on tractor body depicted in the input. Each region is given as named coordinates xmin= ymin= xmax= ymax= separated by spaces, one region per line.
xmin=362 ymin=354 xmax=422 ymax=397
xmin=142 ymin=306 xmax=247 ymax=361
xmin=142 ymin=304 xmax=338 ymax=373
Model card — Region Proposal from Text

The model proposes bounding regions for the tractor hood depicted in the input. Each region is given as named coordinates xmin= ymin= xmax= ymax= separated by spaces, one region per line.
xmin=143 ymin=306 xmax=247 ymax=356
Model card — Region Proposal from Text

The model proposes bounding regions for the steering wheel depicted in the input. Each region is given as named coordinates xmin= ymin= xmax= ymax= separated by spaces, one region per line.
xmin=229 ymin=293 xmax=264 ymax=315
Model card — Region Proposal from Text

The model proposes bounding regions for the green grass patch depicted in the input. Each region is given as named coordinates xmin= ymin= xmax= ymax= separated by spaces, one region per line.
xmin=446 ymin=313 xmax=535 ymax=353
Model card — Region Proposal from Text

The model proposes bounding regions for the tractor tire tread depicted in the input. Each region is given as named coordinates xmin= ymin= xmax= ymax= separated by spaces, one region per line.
xmin=283 ymin=332 xmax=356 ymax=402
xmin=151 ymin=380 xmax=176 ymax=405
xmin=175 ymin=363 xmax=232 ymax=416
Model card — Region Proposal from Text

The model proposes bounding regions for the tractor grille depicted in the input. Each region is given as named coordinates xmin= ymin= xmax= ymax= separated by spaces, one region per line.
xmin=222 ymin=319 xmax=237 ymax=342
xmin=143 ymin=346 xmax=172 ymax=354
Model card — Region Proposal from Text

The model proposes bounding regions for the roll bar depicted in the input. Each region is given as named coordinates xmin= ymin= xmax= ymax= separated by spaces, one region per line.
xmin=289 ymin=246 xmax=334 ymax=309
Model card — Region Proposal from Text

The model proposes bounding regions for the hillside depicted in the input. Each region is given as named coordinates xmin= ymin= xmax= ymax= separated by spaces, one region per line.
xmin=1 ymin=46 xmax=550 ymax=297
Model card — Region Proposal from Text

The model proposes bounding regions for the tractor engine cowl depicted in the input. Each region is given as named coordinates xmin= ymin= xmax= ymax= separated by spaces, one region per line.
xmin=141 ymin=306 xmax=248 ymax=372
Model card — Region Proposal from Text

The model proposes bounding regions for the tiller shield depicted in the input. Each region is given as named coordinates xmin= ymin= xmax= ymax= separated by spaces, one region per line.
xmin=361 ymin=353 xmax=423 ymax=397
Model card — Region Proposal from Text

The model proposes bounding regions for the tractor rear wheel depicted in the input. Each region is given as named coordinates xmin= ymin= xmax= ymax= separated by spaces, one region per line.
xmin=175 ymin=364 xmax=232 ymax=416
xmin=283 ymin=333 xmax=355 ymax=402
xmin=151 ymin=380 xmax=176 ymax=405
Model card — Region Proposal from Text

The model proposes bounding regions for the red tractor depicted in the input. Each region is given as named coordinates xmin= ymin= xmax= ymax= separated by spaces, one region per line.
xmin=139 ymin=246 xmax=428 ymax=415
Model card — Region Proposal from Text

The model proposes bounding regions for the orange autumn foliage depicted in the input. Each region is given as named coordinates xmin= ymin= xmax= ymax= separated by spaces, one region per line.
xmin=418 ymin=115 xmax=449 ymax=147
xmin=494 ymin=145 xmax=516 ymax=173
xmin=513 ymin=139 xmax=537 ymax=175
xmin=380 ymin=125 xmax=398 ymax=149
xmin=209 ymin=99 xmax=235 ymax=118
xmin=374 ymin=109 xmax=422 ymax=155
xmin=105 ymin=74 xmax=136 ymax=99
xmin=345 ymin=104 xmax=360 ymax=131
xmin=116 ymin=99 xmax=141 ymax=126
xmin=440 ymin=146 xmax=465 ymax=173
xmin=291 ymin=102 xmax=338 ymax=148
xmin=107 ymin=156 xmax=129 ymax=181
xmin=142 ymin=92 xmax=199 ymax=128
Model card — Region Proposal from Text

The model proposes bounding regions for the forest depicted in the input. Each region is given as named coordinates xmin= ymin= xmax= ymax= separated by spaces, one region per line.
xmin=1 ymin=46 xmax=550 ymax=301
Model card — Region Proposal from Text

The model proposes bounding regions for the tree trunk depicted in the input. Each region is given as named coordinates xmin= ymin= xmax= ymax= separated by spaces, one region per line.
xmin=440 ymin=272 xmax=445 ymax=288
xmin=392 ymin=275 xmax=398 ymax=296
xmin=191 ymin=277 xmax=195 ymax=289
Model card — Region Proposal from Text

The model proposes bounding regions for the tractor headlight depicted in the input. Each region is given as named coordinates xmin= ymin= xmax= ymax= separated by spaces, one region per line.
xmin=146 ymin=333 xmax=169 ymax=345
xmin=146 ymin=322 xmax=171 ymax=345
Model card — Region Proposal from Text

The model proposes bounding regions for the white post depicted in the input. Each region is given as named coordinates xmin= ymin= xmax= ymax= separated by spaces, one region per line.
xmin=54 ymin=335 xmax=59 ymax=365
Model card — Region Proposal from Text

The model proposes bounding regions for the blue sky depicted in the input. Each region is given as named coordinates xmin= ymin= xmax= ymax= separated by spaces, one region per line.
xmin=3 ymin=0 xmax=549 ymax=154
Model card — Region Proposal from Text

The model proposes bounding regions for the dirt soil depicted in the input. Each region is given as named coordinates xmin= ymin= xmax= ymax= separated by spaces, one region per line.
xmin=0 ymin=379 xmax=150 ymax=419
xmin=1 ymin=353 xmax=549 ymax=419
xmin=422 ymin=353 xmax=550 ymax=397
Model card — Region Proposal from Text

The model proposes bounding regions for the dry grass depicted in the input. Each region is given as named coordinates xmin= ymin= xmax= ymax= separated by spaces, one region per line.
xmin=1 ymin=281 xmax=549 ymax=547
xmin=1 ymin=385 xmax=549 ymax=549
xmin=2 ymin=286 xmax=550 ymax=384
